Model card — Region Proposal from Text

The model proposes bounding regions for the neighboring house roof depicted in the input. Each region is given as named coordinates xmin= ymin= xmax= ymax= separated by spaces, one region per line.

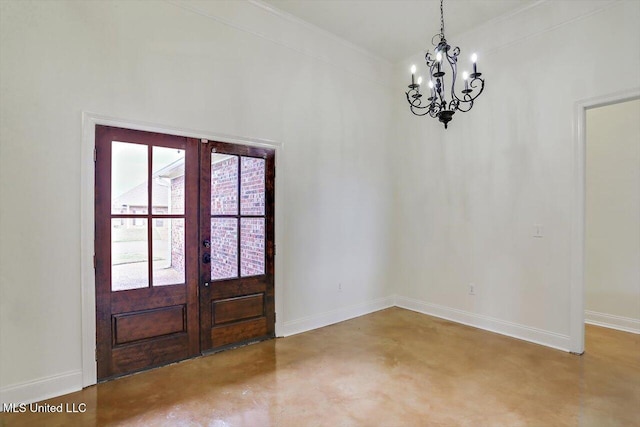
xmin=113 ymin=180 xmax=169 ymax=208
xmin=113 ymin=158 xmax=185 ymax=208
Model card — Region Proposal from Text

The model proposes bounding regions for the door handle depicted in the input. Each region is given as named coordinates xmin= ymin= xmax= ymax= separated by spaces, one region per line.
xmin=202 ymin=253 xmax=211 ymax=264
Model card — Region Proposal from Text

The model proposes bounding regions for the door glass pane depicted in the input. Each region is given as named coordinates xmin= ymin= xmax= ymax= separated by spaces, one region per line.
xmin=152 ymin=146 xmax=185 ymax=215
xmin=241 ymin=218 xmax=265 ymax=277
xmin=112 ymin=142 xmax=148 ymax=215
xmin=211 ymin=218 xmax=238 ymax=280
xmin=241 ymin=157 xmax=265 ymax=216
xmin=112 ymin=218 xmax=148 ymax=291
xmin=211 ymin=154 xmax=238 ymax=215
xmin=153 ymin=219 xmax=185 ymax=286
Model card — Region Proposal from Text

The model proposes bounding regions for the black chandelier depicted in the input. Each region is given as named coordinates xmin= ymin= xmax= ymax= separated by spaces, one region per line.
xmin=406 ymin=0 xmax=485 ymax=129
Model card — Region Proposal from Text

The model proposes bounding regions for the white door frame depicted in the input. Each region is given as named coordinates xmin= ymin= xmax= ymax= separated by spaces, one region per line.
xmin=80 ymin=112 xmax=284 ymax=387
xmin=570 ymin=87 xmax=640 ymax=354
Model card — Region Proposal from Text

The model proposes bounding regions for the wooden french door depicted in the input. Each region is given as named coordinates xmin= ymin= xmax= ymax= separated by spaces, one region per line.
xmin=199 ymin=141 xmax=275 ymax=352
xmin=95 ymin=126 xmax=199 ymax=379
xmin=95 ymin=126 xmax=274 ymax=380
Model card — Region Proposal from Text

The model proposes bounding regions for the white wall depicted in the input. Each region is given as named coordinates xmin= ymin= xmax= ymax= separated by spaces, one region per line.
xmin=0 ymin=0 xmax=394 ymax=402
xmin=392 ymin=0 xmax=640 ymax=349
xmin=585 ymin=99 xmax=640 ymax=333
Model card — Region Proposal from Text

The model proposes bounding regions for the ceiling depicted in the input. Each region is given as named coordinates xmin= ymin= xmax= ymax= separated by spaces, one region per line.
xmin=260 ymin=0 xmax=539 ymax=63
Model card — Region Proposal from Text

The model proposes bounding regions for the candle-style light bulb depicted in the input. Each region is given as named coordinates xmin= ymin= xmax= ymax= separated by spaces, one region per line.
xmin=462 ymin=71 xmax=469 ymax=80
xmin=471 ymin=53 xmax=478 ymax=76
xmin=410 ymin=64 xmax=416 ymax=86
xmin=428 ymin=80 xmax=434 ymax=89
xmin=417 ymin=76 xmax=423 ymax=85
xmin=462 ymin=71 xmax=470 ymax=92
xmin=434 ymin=52 xmax=443 ymax=76
xmin=411 ymin=65 xmax=417 ymax=74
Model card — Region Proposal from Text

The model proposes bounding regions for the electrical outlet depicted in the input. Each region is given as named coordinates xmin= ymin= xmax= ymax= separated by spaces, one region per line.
xmin=469 ymin=283 xmax=476 ymax=295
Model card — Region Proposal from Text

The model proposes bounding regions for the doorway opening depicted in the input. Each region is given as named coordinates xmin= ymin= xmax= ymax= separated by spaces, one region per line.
xmin=94 ymin=126 xmax=275 ymax=380
xmin=584 ymin=99 xmax=640 ymax=340
xmin=571 ymin=89 xmax=640 ymax=355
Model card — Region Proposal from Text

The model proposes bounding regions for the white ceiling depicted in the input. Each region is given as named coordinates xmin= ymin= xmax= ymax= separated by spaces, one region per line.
xmin=259 ymin=0 xmax=540 ymax=63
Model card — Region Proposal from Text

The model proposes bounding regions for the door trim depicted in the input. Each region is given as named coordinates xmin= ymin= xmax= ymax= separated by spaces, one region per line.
xmin=570 ymin=87 xmax=640 ymax=354
xmin=81 ymin=112 xmax=284 ymax=387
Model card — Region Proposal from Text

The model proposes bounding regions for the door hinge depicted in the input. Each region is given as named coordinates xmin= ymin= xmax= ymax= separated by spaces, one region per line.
xmin=274 ymin=312 xmax=276 ymax=322
xmin=93 ymin=254 xmax=96 ymax=269
xmin=93 ymin=147 xmax=97 ymax=162
xmin=274 ymin=244 xmax=276 ymax=257
xmin=95 ymin=348 xmax=97 ymax=361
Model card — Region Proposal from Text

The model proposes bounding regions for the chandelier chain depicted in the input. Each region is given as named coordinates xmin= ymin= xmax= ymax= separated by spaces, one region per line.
xmin=440 ymin=0 xmax=445 ymax=40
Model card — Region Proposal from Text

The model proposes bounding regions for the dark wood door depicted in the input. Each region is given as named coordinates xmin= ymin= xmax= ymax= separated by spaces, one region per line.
xmin=199 ymin=141 xmax=275 ymax=351
xmin=95 ymin=126 xmax=199 ymax=380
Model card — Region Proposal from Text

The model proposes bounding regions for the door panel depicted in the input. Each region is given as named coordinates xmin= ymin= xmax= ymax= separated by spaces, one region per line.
xmin=213 ymin=294 xmax=264 ymax=324
xmin=112 ymin=305 xmax=186 ymax=345
xmin=95 ymin=126 xmax=199 ymax=380
xmin=211 ymin=318 xmax=269 ymax=348
xmin=199 ymin=142 xmax=275 ymax=352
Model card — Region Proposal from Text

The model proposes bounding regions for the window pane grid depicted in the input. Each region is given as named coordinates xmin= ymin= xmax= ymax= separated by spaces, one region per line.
xmin=209 ymin=154 xmax=266 ymax=282
xmin=111 ymin=141 xmax=187 ymax=291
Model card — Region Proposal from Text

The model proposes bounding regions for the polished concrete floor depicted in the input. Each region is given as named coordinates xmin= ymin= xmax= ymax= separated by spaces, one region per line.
xmin=2 ymin=307 xmax=639 ymax=426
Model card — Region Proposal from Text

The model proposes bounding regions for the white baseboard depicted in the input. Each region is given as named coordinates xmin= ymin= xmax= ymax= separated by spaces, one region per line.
xmin=585 ymin=310 xmax=640 ymax=334
xmin=278 ymin=295 xmax=395 ymax=337
xmin=395 ymin=295 xmax=572 ymax=352
xmin=0 ymin=370 xmax=82 ymax=408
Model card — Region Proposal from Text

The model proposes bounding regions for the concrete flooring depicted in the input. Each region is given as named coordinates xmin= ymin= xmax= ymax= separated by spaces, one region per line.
xmin=1 ymin=307 xmax=638 ymax=426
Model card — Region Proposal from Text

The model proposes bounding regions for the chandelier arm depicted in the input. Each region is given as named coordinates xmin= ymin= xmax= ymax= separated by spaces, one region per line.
xmin=468 ymin=77 xmax=485 ymax=99
xmin=406 ymin=89 xmax=441 ymax=117
xmin=445 ymin=47 xmax=458 ymax=111
xmin=412 ymin=107 xmax=435 ymax=117
xmin=410 ymin=108 xmax=433 ymax=117
xmin=407 ymin=98 xmax=436 ymax=117
xmin=454 ymin=97 xmax=473 ymax=112
xmin=426 ymin=51 xmax=435 ymax=67
xmin=448 ymin=45 xmax=483 ymax=108
xmin=405 ymin=91 xmax=429 ymax=113
xmin=450 ymin=78 xmax=484 ymax=112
